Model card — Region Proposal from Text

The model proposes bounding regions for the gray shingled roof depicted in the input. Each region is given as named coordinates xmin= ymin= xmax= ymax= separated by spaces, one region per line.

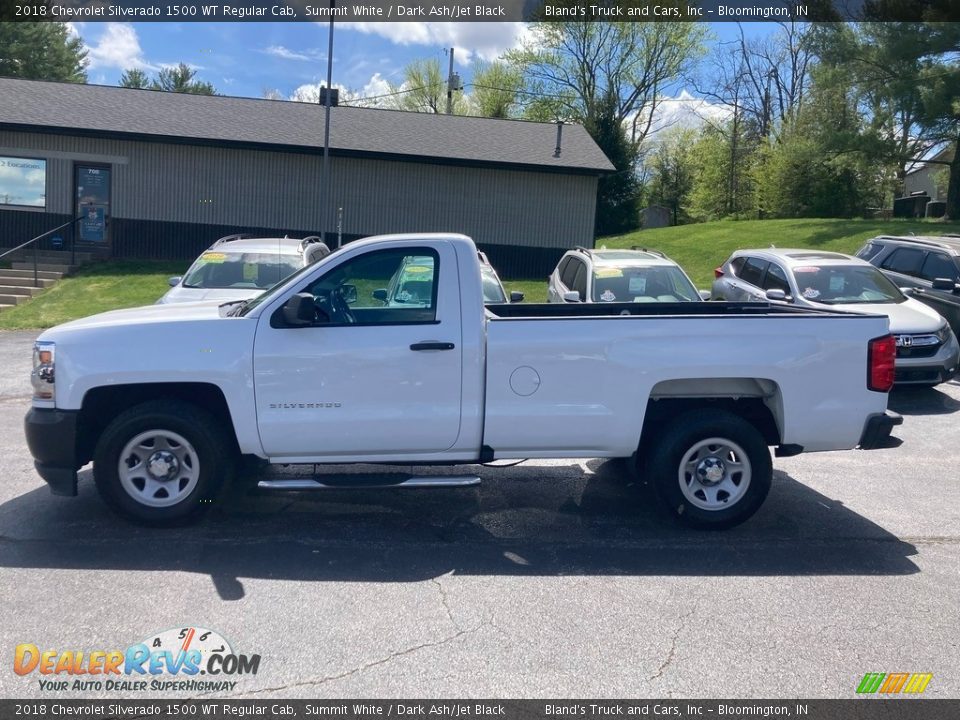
xmin=0 ymin=77 xmax=614 ymax=173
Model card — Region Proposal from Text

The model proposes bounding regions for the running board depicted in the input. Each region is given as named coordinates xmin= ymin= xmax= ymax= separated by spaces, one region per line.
xmin=257 ymin=475 xmax=481 ymax=491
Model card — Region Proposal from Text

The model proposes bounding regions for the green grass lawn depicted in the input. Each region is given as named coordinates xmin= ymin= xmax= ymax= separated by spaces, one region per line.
xmin=4 ymin=218 xmax=960 ymax=328
xmin=0 ymin=261 xmax=184 ymax=330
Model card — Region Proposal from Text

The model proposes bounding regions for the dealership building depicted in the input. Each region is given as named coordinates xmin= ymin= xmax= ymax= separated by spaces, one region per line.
xmin=0 ymin=77 xmax=613 ymax=276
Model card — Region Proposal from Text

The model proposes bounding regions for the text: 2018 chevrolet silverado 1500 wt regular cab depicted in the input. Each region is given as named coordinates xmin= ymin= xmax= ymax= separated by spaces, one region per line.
xmin=25 ymin=234 xmax=902 ymax=529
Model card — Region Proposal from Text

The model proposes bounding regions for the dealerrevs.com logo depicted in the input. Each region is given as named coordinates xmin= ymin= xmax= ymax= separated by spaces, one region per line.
xmin=14 ymin=626 xmax=260 ymax=693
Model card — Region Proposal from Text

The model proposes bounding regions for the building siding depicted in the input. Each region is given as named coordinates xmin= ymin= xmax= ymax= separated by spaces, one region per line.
xmin=0 ymin=129 xmax=599 ymax=277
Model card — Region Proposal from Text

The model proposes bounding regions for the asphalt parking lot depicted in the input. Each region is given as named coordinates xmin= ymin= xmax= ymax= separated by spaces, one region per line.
xmin=1 ymin=328 xmax=958 ymax=699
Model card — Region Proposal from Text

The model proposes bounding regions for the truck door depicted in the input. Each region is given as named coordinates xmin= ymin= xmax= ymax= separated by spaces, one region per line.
xmin=253 ymin=243 xmax=463 ymax=458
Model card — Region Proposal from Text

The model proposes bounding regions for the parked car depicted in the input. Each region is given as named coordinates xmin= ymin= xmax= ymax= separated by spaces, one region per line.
xmin=712 ymin=248 xmax=960 ymax=386
xmin=478 ymin=252 xmax=523 ymax=304
xmin=856 ymin=235 xmax=960 ymax=338
xmin=158 ymin=234 xmax=330 ymax=304
xmin=548 ymin=247 xmax=704 ymax=304
xmin=26 ymin=233 xmax=900 ymax=529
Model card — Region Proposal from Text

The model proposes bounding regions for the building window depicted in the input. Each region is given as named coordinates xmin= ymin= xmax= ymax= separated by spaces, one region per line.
xmin=0 ymin=156 xmax=46 ymax=208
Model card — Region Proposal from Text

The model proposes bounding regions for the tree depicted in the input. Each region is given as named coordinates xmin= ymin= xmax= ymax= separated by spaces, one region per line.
xmin=643 ymin=127 xmax=696 ymax=224
xmin=508 ymin=21 xmax=705 ymax=145
xmin=153 ymin=63 xmax=216 ymax=95
xmin=586 ymin=94 xmax=642 ymax=236
xmin=119 ymin=69 xmax=151 ymax=89
xmin=470 ymin=61 xmax=523 ymax=119
xmin=118 ymin=63 xmax=216 ymax=95
xmin=386 ymin=58 xmax=467 ymax=114
xmin=0 ymin=22 xmax=87 ymax=82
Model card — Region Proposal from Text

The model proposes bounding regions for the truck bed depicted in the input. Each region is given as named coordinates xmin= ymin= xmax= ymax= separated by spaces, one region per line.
xmin=486 ymin=301 xmax=866 ymax=319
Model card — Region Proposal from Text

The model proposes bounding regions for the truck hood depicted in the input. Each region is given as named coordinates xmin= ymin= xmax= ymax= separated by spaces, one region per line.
xmin=827 ymin=297 xmax=945 ymax=334
xmin=158 ymin=286 xmax=259 ymax=304
xmin=39 ymin=301 xmax=232 ymax=341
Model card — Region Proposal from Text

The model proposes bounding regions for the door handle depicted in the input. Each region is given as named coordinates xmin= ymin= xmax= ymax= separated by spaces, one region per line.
xmin=410 ymin=342 xmax=455 ymax=351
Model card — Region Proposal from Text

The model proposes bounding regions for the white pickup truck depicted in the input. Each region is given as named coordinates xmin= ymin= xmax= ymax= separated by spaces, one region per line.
xmin=25 ymin=234 xmax=901 ymax=529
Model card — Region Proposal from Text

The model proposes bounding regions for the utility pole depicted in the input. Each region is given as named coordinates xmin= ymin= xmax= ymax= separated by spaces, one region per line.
xmin=320 ymin=2 xmax=335 ymax=245
xmin=446 ymin=47 xmax=455 ymax=115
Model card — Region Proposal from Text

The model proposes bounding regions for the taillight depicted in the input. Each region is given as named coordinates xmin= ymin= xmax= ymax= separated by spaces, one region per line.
xmin=868 ymin=335 xmax=896 ymax=392
xmin=714 ymin=267 xmax=724 ymax=279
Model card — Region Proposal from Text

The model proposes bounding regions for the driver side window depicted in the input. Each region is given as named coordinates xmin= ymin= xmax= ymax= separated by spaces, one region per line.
xmin=303 ymin=247 xmax=440 ymax=325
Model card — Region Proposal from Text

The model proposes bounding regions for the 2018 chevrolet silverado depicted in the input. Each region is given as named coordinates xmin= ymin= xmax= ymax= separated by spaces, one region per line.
xmin=25 ymin=234 xmax=902 ymax=529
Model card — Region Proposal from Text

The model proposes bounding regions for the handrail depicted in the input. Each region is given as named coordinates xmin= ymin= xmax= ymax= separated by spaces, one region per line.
xmin=0 ymin=214 xmax=85 ymax=288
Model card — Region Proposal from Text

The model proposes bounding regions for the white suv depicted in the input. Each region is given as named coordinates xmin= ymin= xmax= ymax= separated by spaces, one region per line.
xmin=159 ymin=234 xmax=331 ymax=304
xmin=548 ymin=247 xmax=704 ymax=304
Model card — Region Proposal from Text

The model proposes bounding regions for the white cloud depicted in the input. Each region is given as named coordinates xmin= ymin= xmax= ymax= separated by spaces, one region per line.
xmin=637 ymin=90 xmax=734 ymax=143
xmin=263 ymin=45 xmax=325 ymax=62
xmin=289 ymin=72 xmax=393 ymax=106
xmin=86 ymin=23 xmax=156 ymax=71
xmin=65 ymin=22 xmax=82 ymax=38
xmin=340 ymin=22 xmax=528 ymax=64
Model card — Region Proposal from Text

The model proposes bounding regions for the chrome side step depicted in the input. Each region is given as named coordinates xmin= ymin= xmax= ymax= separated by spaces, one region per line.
xmin=257 ymin=475 xmax=481 ymax=491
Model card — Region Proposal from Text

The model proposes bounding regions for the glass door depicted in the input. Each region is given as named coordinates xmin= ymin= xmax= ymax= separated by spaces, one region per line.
xmin=75 ymin=164 xmax=111 ymax=244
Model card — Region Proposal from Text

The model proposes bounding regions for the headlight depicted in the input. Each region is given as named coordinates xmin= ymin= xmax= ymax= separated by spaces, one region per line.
xmin=31 ymin=341 xmax=56 ymax=401
xmin=936 ymin=323 xmax=953 ymax=344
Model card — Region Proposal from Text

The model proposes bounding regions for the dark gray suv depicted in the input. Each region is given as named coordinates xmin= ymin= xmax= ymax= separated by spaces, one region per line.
xmin=857 ymin=235 xmax=960 ymax=338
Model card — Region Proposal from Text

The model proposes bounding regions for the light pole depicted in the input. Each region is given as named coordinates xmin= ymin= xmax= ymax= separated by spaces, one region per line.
xmin=320 ymin=2 xmax=335 ymax=246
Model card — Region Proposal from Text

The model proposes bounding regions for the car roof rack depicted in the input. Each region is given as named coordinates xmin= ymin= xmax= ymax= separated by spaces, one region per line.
xmin=875 ymin=234 xmax=960 ymax=251
xmin=574 ymin=246 xmax=593 ymax=256
xmin=630 ymin=245 xmax=667 ymax=258
xmin=211 ymin=232 xmax=255 ymax=247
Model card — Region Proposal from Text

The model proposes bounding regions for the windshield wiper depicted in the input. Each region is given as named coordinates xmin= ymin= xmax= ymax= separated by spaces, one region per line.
xmin=221 ymin=299 xmax=248 ymax=317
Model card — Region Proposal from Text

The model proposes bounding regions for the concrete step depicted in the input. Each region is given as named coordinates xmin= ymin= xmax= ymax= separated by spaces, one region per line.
xmin=0 ymin=248 xmax=93 ymax=263
xmin=0 ymin=294 xmax=29 ymax=305
xmin=11 ymin=262 xmax=77 ymax=274
xmin=0 ymin=285 xmax=44 ymax=297
xmin=0 ymin=269 xmax=63 ymax=280
xmin=0 ymin=276 xmax=57 ymax=288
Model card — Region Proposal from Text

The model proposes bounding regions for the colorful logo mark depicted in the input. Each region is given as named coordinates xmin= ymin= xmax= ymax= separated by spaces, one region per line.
xmin=857 ymin=673 xmax=933 ymax=695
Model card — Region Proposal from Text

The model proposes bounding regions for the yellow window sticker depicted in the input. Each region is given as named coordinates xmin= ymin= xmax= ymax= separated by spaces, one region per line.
xmin=594 ymin=268 xmax=623 ymax=278
xmin=200 ymin=252 xmax=227 ymax=264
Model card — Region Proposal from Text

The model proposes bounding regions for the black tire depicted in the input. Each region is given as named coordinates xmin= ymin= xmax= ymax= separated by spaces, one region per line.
xmin=93 ymin=400 xmax=236 ymax=526
xmin=645 ymin=409 xmax=772 ymax=530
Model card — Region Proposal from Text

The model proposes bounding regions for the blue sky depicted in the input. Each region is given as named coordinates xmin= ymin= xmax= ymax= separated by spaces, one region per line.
xmin=69 ymin=22 xmax=774 ymax=103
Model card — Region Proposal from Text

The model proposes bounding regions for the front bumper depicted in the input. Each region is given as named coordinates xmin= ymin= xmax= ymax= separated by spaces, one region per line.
xmin=858 ymin=410 xmax=903 ymax=450
xmin=24 ymin=408 xmax=80 ymax=496
xmin=894 ymin=331 xmax=960 ymax=385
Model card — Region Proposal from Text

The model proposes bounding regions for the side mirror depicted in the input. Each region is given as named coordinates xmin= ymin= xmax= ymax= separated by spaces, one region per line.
xmin=563 ymin=290 xmax=581 ymax=303
xmin=765 ymin=289 xmax=788 ymax=302
xmin=372 ymin=288 xmax=388 ymax=303
xmin=699 ymin=289 xmax=712 ymax=301
xmin=931 ymin=278 xmax=955 ymax=291
xmin=168 ymin=276 xmax=181 ymax=287
xmin=282 ymin=293 xmax=317 ymax=327
xmin=338 ymin=283 xmax=358 ymax=304
xmin=510 ymin=291 xmax=525 ymax=303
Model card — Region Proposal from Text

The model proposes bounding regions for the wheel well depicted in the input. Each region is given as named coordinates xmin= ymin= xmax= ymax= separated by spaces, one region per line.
xmin=76 ymin=383 xmax=237 ymax=466
xmin=639 ymin=396 xmax=782 ymax=452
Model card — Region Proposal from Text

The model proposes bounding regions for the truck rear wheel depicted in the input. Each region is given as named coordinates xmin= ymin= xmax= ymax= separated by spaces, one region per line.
xmin=646 ymin=409 xmax=772 ymax=530
xmin=93 ymin=400 xmax=236 ymax=526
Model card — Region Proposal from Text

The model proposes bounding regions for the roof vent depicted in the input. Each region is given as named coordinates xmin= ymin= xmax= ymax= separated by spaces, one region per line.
xmin=554 ymin=120 xmax=564 ymax=157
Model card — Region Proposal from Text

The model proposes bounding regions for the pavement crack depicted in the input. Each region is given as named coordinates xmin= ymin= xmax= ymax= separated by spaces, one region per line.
xmin=224 ymin=623 xmax=482 ymax=698
xmin=431 ymin=575 xmax=458 ymax=629
xmin=649 ymin=595 xmax=701 ymax=682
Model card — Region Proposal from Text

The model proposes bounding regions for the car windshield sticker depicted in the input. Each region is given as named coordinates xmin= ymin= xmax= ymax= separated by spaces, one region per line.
xmin=802 ymin=287 xmax=821 ymax=299
xmin=794 ymin=267 xmax=820 ymax=273
xmin=200 ymin=252 xmax=227 ymax=264
xmin=594 ymin=268 xmax=622 ymax=278
xmin=600 ymin=289 xmax=616 ymax=302
xmin=243 ymin=263 xmax=258 ymax=282
xmin=829 ymin=275 xmax=845 ymax=292
xmin=628 ymin=276 xmax=647 ymax=294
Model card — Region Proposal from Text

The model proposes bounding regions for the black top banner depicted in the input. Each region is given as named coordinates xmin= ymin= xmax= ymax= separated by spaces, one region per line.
xmin=1 ymin=0 xmax=958 ymax=22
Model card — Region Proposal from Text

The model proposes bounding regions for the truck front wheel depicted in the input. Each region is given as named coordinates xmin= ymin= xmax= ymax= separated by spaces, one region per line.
xmin=92 ymin=400 xmax=236 ymax=526
xmin=646 ymin=410 xmax=772 ymax=530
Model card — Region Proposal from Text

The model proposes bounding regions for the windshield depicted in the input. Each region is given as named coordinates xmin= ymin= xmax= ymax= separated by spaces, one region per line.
xmin=793 ymin=265 xmax=905 ymax=305
xmin=591 ymin=265 xmax=700 ymax=302
xmin=237 ymin=244 xmax=348 ymax=315
xmin=182 ymin=251 xmax=300 ymax=290
xmin=480 ymin=267 xmax=507 ymax=303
